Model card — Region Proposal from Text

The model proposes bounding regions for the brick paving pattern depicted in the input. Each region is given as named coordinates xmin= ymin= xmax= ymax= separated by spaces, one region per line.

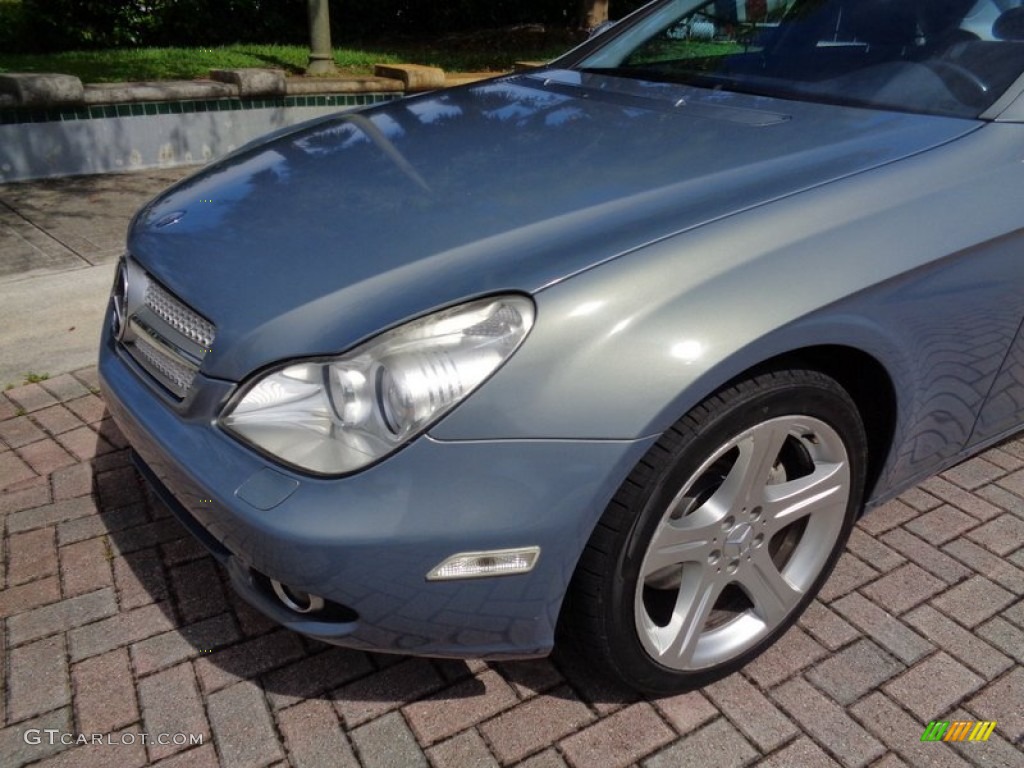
xmin=1 ymin=372 xmax=1022 ymax=768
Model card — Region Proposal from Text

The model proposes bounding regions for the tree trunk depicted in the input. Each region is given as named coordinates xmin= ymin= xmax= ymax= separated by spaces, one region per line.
xmin=581 ymin=0 xmax=610 ymax=30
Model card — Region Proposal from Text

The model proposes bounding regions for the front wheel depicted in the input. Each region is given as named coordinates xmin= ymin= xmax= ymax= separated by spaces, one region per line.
xmin=564 ymin=369 xmax=868 ymax=694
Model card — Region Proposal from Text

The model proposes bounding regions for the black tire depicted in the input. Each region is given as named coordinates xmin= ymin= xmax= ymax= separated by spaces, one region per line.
xmin=562 ymin=369 xmax=868 ymax=695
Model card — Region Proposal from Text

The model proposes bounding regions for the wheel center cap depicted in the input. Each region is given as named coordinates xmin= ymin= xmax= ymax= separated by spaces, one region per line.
xmin=723 ymin=523 xmax=755 ymax=559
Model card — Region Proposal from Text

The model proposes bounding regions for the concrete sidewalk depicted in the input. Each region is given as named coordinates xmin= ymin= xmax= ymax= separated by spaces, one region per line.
xmin=1 ymin=170 xmax=1023 ymax=767
xmin=0 ymin=169 xmax=192 ymax=387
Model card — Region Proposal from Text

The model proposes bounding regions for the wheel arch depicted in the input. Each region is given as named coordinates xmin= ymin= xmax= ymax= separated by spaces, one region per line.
xmin=714 ymin=345 xmax=898 ymax=507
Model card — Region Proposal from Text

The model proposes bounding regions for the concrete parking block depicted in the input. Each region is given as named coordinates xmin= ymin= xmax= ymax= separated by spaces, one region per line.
xmin=0 ymin=474 xmax=51 ymax=514
xmin=194 ymin=629 xmax=306 ymax=693
xmin=7 ymin=587 xmax=117 ymax=646
xmin=59 ymin=536 xmax=113 ymax=597
xmin=207 ymin=680 xmax=285 ymax=768
xmin=798 ymin=600 xmax=863 ymax=650
xmin=976 ymin=482 xmax=1024 ymax=519
xmin=7 ymin=526 xmax=57 ymax=585
xmin=479 ymin=685 xmax=594 ymax=764
xmin=772 ymin=678 xmax=885 ymax=768
xmin=39 ymin=373 xmax=90 ymax=402
xmin=806 ymin=638 xmax=905 ymax=705
xmin=170 ymin=558 xmax=228 ymax=623
xmin=850 ymin=692 xmax=969 ymax=768
xmin=650 ymin=690 xmax=718 ymax=736
xmin=743 ymin=625 xmax=828 ymax=688
xmin=426 ymin=728 xmax=499 ymax=768
xmin=882 ymin=652 xmax=984 ymax=723
xmin=860 ymin=562 xmax=947 ymax=615
xmin=642 ymin=717 xmax=757 ymax=768
xmin=494 ymin=658 xmax=564 ymax=700
xmin=403 ymin=670 xmax=518 ymax=746
xmin=278 ymin=698 xmax=359 ymax=768
xmin=262 ymin=648 xmax=373 ymax=711
xmin=50 ymin=461 xmax=94 ymax=501
xmin=113 ymin=547 xmax=168 ymax=609
xmin=940 ymin=456 xmax=1006 ymax=490
xmin=68 ymin=601 xmax=176 ymax=661
xmin=138 ymin=663 xmax=210 ymax=762
xmin=5 ymin=382 xmax=59 ymax=413
xmin=558 ymin=702 xmax=675 ymax=768
xmin=7 ymin=634 xmax=70 ymax=722
xmin=0 ymin=451 xmax=38 ymax=491
xmin=878 ymin=528 xmax=973 ymax=584
xmin=905 ymin=605 xmax=1014 ymax=679
xmin=856 ymin=499 xmax=919 ymax=534
xmin=6 ymin=495 xmax=98 ymax=534
xmin=351 ymin=711 xmax=428 ymax=768
xmin=72 ymin=648 xmax=138 ymax=734
xmin=943 ymin=538 xmax=1024 ymax=593
xmin=818 ymin=553 xmax=879 ymax=602
xmin=832 ymin=593 xmax=935 ymax=664
xmin=846 ymin=528 xmax=906 ymax=571
xmin=16 ymin=438 xmax=77 ymax=476
xmin=0 ymin=415 xmax=46 ymax=448
xmin=705 ymin=673 xmax=797 ymax=752
xmin=976 ymin=616 xmax=1024 ymax=664
xmin=0 ymin=575 xmax=60 ymax=618
xmin=130 ymin=613 xmax=238 ymax=677
xmin=900 ymin=485 xmax=945 ymax=508
xmin=966 ymin=513 xmax=1024 ymax=556
xmin=930 ymin=575 xmax=1015 ymax=629
xmin=758 ymin=737 xmax=842 ymax=768
xmin=905 ymin=504 xmax=982 ymax=544
xmin=918 ymin=477 xmax=1003 ymax=521
xmin=333 ymin=659 xmax=448 ymax=729
xmin=0 ymin=707 xmax=73 ymax=768
xmin=967 ymin=667 xmax=1024 ymax=743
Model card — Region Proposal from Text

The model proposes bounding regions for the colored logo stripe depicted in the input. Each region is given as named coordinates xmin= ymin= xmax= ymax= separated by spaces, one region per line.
xmin=921 ymin=721 xmax=996 ymax=742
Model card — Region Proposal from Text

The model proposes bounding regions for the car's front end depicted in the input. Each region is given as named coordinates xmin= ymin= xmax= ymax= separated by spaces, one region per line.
xmin=100 ymin=0 xmax=1024 ymax=687
xmin=99 ymin=256 xmax=658 ymax=656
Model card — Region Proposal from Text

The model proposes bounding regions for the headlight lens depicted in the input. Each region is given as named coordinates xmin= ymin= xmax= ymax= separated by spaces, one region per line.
xmin=221 ymin=296 xmax=535 ymax=474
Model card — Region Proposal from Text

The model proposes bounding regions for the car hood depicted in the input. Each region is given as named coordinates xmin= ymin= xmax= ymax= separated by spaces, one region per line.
xmin=129 ymin=69 xmax=977 ymax=381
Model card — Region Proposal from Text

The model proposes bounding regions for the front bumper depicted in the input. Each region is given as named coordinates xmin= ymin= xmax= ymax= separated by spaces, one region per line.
xmin=99 ymin=320 xmax=655 ymax=658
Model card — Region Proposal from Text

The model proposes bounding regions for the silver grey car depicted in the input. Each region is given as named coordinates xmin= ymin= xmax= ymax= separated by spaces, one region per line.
xmin=99 ymin=0 xmax=1024 ymax=693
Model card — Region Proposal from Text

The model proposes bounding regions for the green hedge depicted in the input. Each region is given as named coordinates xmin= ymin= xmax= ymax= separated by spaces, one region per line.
xmin=16 ymin=1 xmax=652 ymax=53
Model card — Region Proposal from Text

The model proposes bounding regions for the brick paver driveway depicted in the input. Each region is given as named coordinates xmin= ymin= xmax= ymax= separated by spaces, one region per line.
xmin=2 ymin=370 xmax=1023 ymax=768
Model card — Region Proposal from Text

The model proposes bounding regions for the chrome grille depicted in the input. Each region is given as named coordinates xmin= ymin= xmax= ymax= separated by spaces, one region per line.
xmin=144 ymin=281 xmax=216 ymax=349
xmin=113 ymin=257 xmax=216 ymax=399
xmin=126 ymin=336 xmax=198 ymax=395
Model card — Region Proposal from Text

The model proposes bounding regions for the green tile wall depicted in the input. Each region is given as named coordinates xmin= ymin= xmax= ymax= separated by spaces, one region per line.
xmin=0 ymin=93 xmax=400 ymax=126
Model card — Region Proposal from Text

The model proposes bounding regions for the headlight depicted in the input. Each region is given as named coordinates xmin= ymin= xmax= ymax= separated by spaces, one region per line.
xmin=220 ymin=296 xmax=535 ymax=474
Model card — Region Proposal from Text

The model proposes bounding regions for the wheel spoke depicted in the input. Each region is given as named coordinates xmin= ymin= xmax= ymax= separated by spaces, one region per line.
xmin=642 ymin=518 xmax=718 ymax=577
xmin=701 ymin=421 xmax=790 ymax=518
xmin=763 ymin=460 xmax=847 ymax=531
xmin=740 ymin=548 xmax=805 ymax=626
xmin=659 ymin=565 xmax=725 ymax=667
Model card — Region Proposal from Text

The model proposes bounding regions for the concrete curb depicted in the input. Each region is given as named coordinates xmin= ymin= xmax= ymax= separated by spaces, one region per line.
xmin=0 ymin=66 xmax=497 ymax=110
xmin=210 ymin=68 xmax=287 ymax=98
xmin=0 ymin=73 xmax=84 ymax=106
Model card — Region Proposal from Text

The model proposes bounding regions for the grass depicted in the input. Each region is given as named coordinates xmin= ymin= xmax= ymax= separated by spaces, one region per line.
xmin=4 ymin=371 xmax=50 ymax=392
xmin=0 ymin=29 xmax=583 ymax=83
xmin=0 ymin=44 xmax=398 ymax=82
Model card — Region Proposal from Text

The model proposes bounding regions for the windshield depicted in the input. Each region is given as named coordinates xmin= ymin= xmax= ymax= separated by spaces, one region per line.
xmin=574 ymin=0 xmax=1024 ymax=118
